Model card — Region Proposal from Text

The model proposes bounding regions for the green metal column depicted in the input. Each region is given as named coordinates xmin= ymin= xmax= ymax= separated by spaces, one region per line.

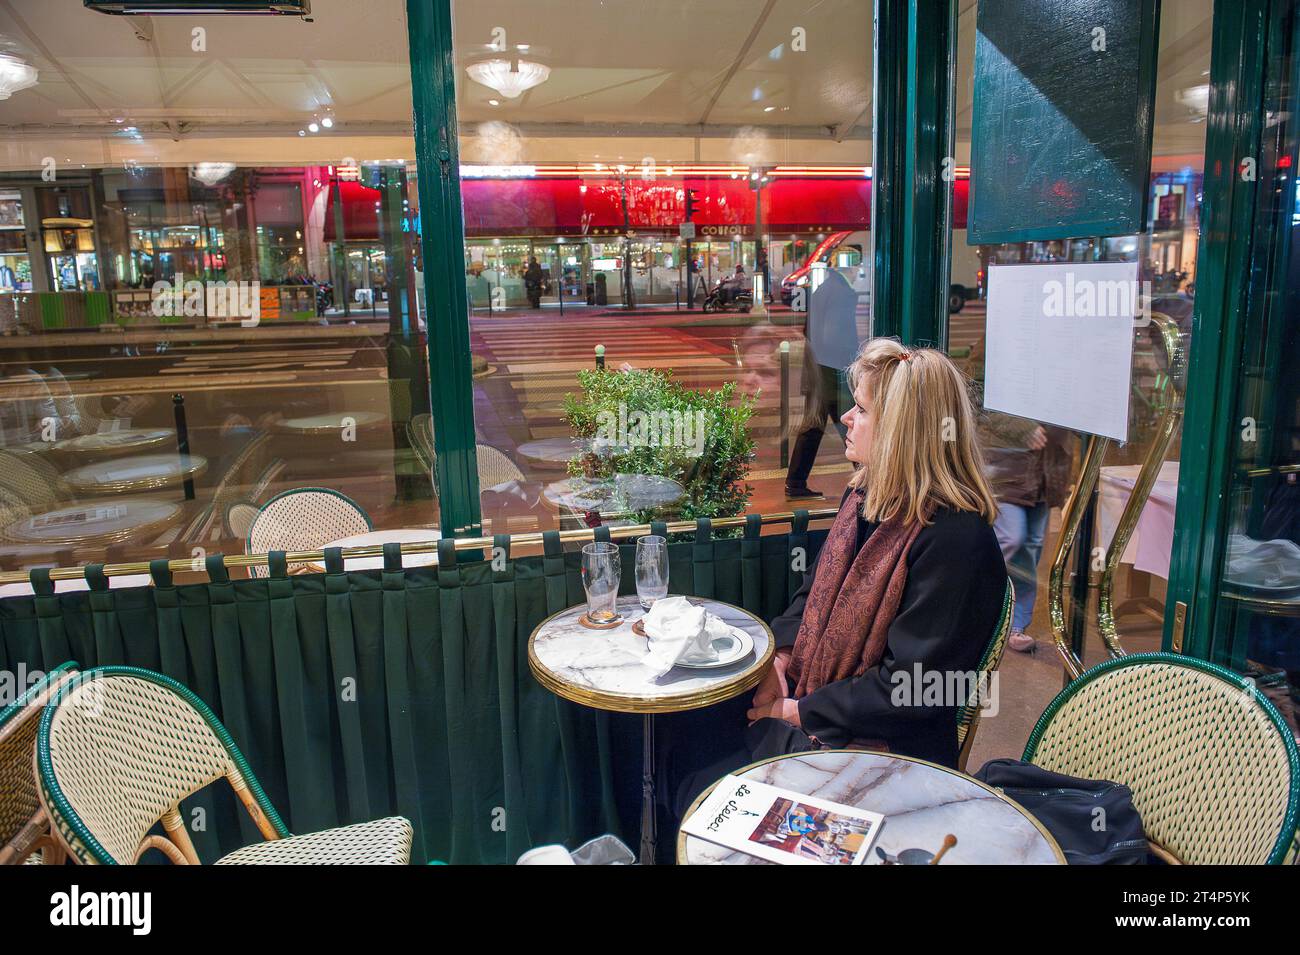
xmin=405 ymin=0 xmax=482 ymax=536
xmin=1164 ymin=0 xmax=1271 ymax=657
xmin=872 ymin=0 xmax=907 ymax=340
xmin=873 ymin=0 xmax=957 ymax=347
xmin=900 ymin=0 xmax=957 ymax=347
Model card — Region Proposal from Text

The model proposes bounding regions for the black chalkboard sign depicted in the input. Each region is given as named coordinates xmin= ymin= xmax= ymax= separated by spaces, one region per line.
xmin=969 ymin=0 xmax=1160 ymax=244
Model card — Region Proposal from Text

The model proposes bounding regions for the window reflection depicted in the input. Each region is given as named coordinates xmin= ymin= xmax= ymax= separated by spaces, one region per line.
xmin=0 ymin=0 xmax=436 ymax=580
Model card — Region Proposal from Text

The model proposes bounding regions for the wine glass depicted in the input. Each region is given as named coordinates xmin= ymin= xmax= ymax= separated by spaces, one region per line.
xmin=635 ymin=535 xmax=668 ymax=609
xmin=581 ymin=541 xmax=621 ymax=623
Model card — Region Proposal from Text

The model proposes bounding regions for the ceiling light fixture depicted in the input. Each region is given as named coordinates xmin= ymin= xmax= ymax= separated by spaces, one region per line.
xmin=321 ymin=116 xmax=333 ymax=128
xmin=0 ymin=51 xmax=37 ymax=100
xmin=466 ymin=58 xmax=550 ymax=99
xmin=190 ymin=162 xmax=236 ymax=186
xmin=308 ymin=122 xmax=319 ymax=133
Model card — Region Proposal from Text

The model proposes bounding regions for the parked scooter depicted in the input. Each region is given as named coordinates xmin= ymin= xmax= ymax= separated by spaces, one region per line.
xmin=702 ymin=279 xmax=753 ymax=313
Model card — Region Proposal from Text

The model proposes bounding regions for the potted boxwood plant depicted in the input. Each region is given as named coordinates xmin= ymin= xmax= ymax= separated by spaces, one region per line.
xmin=562 ymin=367 xmax=756 ymax=523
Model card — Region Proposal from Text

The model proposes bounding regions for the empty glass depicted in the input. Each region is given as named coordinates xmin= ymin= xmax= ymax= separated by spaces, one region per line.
xmin=581 ymin=541 xmax=622 ymax=623
xmin=635 ymin=535 xmax=669 ymax=609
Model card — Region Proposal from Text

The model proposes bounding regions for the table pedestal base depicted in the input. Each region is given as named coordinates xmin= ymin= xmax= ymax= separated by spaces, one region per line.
xmin=640 ymin=713 xmax=657 ymax=865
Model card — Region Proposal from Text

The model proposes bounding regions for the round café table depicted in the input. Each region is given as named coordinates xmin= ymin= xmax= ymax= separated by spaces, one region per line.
xmin=273 ymin=411 xmax=386 ymax=435
xmin=677 ymin=750 xmax=1066 ymax=865
xmin=51 ymin=428 xmax=175 ymax=457
xmin=2 ymin=498 xmax=183 ymax=547
xmin=529 ymin=594 xmax=773 ymax=864
xmin=62 ymin=453 xmax=207 ymax=495
xmin=302 ymin=527 xmax=443 ymax=573
xmin=543 ymin=473 xmax=685 ymax=514
xmin=515 ymin=436 xmax=595 ymax=464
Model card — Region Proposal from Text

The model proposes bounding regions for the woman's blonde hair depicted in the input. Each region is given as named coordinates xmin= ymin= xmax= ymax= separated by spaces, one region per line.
xmin=846 ymin=337 xmax=997 ymax=526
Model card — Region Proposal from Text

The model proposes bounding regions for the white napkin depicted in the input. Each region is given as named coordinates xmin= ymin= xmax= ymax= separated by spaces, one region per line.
xmin=641 ymin=595 xmax=741 ymax=677
xmin=1226 ymin=534 xmax=1300 ymax=590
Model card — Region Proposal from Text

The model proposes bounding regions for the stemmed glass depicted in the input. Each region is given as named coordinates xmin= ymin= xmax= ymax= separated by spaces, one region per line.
xmin=635 ymin=535 xmax=669 ymax=609
xmin=581 ymin=541 xmax=622 ymax=623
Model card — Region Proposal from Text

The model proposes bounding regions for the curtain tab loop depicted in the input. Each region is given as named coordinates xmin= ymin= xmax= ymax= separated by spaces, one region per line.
xmin=148 ymin=558 xmax=173 ymax=588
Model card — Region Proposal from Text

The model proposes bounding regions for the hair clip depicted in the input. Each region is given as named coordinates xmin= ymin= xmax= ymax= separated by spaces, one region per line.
xmin=898 ymin=351 xmax=911 ymax=361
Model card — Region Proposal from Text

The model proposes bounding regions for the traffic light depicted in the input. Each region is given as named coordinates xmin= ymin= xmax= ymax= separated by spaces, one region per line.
xmin=684 ymin=188 xmax=700 ymax=221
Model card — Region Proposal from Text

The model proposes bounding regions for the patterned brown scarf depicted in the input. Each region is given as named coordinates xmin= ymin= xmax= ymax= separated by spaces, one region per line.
xmin=788 ymin=489 xmax=924 ymax=697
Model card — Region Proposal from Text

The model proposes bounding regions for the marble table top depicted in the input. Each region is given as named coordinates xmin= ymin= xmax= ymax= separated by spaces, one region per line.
xmin=678 ymin=751 xmax=1065 ymax=865
xmin=528 ymin=595 xmax=773 ymax=714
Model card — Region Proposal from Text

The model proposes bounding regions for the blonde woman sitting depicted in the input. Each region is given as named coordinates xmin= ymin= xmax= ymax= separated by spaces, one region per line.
xmin=743 ymin=338 xmax=1007 ymax=769
xmin=671 ymin=339 xmax=1007 ymax=817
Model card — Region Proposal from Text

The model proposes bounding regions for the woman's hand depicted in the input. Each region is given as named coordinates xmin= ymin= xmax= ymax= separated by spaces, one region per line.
xmin=751 ymin=648 xmax=791 ymax=707
xmin=747 ymin=697 xmax=801 ymax=726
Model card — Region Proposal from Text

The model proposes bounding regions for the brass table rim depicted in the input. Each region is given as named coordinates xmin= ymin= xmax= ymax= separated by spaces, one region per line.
xmin=63 ymin=455 xmax=207 ymax=494
xmin=674 ymin=749 xmax=1068 ymax=865
xmin=273 ymin=412 xmax=386 ymax=435
xmin=52 ymin=428 xmax=175 ymax=453
xmin=527 ymin=597 xmax=776 ymax=715
xmin=2 ymin=499 xmax=184 ymax=547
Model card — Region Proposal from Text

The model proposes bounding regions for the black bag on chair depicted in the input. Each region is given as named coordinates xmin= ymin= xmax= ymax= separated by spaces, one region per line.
xmin=973 ymin=759 xmax=1149 ymax=865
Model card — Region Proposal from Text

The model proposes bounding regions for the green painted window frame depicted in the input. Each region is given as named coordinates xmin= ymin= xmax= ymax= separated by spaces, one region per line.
xmin=873 ymin=0 xmax=957 ymax=347
xmin=405 ymin=0 xmax=482 ymax=537
xmin=1165 ymin=0 xmax=1281 ymax=660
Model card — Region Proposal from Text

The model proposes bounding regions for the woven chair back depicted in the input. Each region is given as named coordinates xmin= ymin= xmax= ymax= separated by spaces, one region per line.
xmin=1024 ymin=653 xmax=1300 ymax=864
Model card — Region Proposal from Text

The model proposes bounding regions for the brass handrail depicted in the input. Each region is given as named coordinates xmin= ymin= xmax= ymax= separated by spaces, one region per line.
xmin=1096 ymin=311 xmax=1186 ymax=659
xmin=1050 ymin=433 xmax=1110 ymax=680
xmin=0 ymin=508 xmax=840 ymax=585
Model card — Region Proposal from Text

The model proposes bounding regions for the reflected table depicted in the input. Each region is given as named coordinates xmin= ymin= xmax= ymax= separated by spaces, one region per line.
xmin=515 ymin=436 xmax=595 ymax=464
xmin=677 ymin=750 xmax=1065 ymax=865
xmin=302 ymin=527 xmax=443 ymax=573
xmin=529 ymin=595 xmax=773 ymax=864
xmin=273 ymin=411 xmax=386 ymax=435
xmin=62 ymin=453 xmax=207 ymax=495
xmin=52 ymin=428 xmax=175 ymax=457
xmin=543 ymin=473 xmax=685 ymax=514
xmin=2 ymin=498 xmax=183 ymax=547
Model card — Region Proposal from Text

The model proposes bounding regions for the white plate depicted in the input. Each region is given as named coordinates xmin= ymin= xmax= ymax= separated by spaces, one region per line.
xmin=674 ymin=628 xmax=755 ymax=669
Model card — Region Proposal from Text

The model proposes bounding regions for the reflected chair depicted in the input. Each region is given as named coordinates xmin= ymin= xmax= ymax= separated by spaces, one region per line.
xmin=174 ymin=432 xmax=274 ymax=546
xmin=1023 ymin=652 xmax=1300 ymax=864
xmin=246 ymin=487 xmax=371 ymax=577
xmin=35 ymin=666 xmax=412 ymax=865
xmin=0 ymin=661 xmax=80 ymax=865
xmin=224 ymin=501 xmax=260 ymax=542
xmin=955 ymin=576 xmax=1015 ymax=771
xmin=0 ymin=449 xmax=70 ymax=513
xmin=408 ymin=414 xmax=540 ymax=532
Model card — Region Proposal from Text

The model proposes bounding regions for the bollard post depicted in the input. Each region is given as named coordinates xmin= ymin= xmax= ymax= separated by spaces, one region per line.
xmin=779 ymin=341 xmax=790 ymax=469
xmin=595 ymin=343 xmax=606 ymax=370
xmin=172 ymin=394 xmax=196 ymax=501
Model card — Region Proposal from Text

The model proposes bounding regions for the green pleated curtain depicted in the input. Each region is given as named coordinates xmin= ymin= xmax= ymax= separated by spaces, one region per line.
xmin=0 ymin=515 xmax=826 ymax=864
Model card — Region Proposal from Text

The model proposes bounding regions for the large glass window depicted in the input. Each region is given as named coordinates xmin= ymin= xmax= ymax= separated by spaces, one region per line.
xmin=946 ymin=0 xmax=1213 ymax=664
xmin=451 ymin=0 xmax=874 ymax=534
xmin=1211 ymin=0 xmax=1300 ymax=719
xmin=0 ymin=1 xmax=436 ymax=579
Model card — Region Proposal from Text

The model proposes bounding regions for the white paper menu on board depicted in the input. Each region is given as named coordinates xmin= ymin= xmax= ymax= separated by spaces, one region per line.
xmin=983 ymin=262 xmax=1137 ymax=442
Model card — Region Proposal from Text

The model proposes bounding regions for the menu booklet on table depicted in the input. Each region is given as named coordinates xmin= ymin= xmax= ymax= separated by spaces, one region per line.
xmin=682 ymin=774 xmax=884 ymax=865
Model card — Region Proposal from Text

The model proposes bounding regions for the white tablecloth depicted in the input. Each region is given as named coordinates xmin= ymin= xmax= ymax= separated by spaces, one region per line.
xmin=1098 ymin=461 xmax=1179 ymax=579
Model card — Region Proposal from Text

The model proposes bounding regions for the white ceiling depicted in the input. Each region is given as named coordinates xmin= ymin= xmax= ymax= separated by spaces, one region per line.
xmin=0 ymin=0 xmax=1214 ymax=171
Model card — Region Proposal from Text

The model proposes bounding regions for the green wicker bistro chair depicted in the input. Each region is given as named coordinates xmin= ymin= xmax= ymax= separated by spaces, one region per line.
xmin=35 ymin=666 xmax=413 ymax=865
xmin=955 ymin=576 xmax=1015 ymax=772
xmin=246 ymin=487 xmax=371 ymax=578
xmin=1023 ymin=653 xmax=1300 ymax=865
xmin=0 ymin=661 xmax=80 ymax=865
